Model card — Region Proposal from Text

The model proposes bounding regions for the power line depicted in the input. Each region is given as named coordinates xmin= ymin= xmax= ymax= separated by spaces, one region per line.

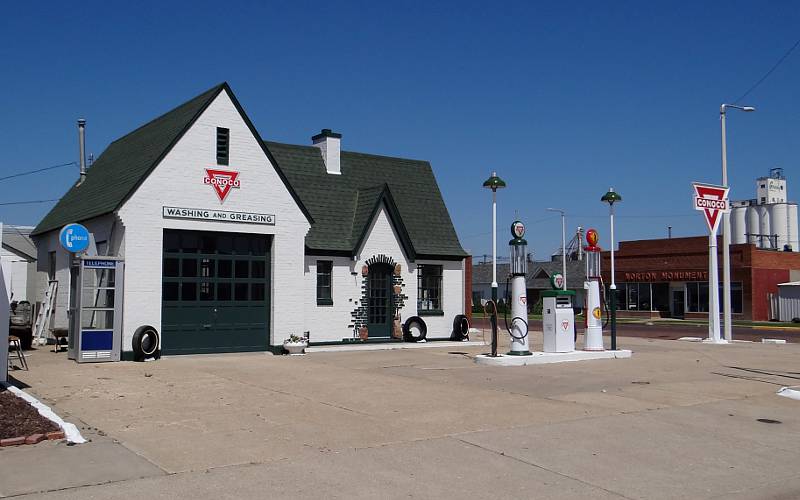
xmin=0 ymin=161 xmax=77 ymax=182
xmin=0 ymin=199 xmax=58 ymax=206
xmin=734 ymin=35 xmax=800 ymax=104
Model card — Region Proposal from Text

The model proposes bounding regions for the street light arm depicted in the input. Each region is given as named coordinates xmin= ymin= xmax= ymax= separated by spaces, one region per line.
xmin=721 ymin=103 xmax=756 ymax=114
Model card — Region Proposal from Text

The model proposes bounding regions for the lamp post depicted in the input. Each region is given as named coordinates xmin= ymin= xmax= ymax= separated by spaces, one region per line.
xmin=483 ymin=172 xmax=506 ymax=302
xmin=546 ymin=208 xmax=567 ymax=290
xmin=720 ymin=104 xmax=755 ymax=342
xmin=601 ymin=188 xmax=622 ymax=351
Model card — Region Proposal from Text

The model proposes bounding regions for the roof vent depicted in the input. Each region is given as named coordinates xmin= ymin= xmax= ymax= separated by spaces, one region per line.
xmin=312 ymin=129 xmax=342 ymax=175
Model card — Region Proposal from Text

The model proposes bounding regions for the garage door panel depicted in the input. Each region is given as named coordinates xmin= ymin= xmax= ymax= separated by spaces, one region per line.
xmin=161 ymin=229 xmax=270 ymax=355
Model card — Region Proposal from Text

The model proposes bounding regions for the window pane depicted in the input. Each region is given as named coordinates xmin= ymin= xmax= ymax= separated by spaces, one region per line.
xmin=652 ymin=283 xmax=669 ymax=312
xmin=252 ymin=261 xmax=266 ymax=279
xmin=628 ymin=284 xmax=639 ymax=310
xmin=687 ymin=283 xmax=698 ymax=312
xmin=218 ymin=260 xmax=232 ymax=278
xmin=163 ymin=282 xmax=179 ymax=301
xmin=698 ymin=283 xmax=709 ymax=312
xmin=199 ymin=282 xmax=213 ymax=301
xmin=163 ymin=258 xmax=179 ymax=277
xmin=200 ymin=234 xmax=216 ymax=254
xmin=638 ymin=283 xmax=651 ymax=311
xmin=235 ymin=283 xmax=248 ymax=301
xmin=217 ymin=234 xmax=233 ymax=255
xmin=251 ymin=237 xmax=267 ymax=256
xmin=81 ymin=310 xmax=114 ymax=329
xmin=182 ymin=259 xmax=197 ymax=277
xmin=181 ymin=233 xmax=199 ymax=253
xmin=251 ymin=283 xmax=265 ymax=301
xmin=235 ymin=260 xmax=249 ymax=278
xmin=732 ymin=282 xmax=743 ymax=314
xmin=316 ymin=261 xmax=332 ymax=303
xmin=200 ymin=258 xmax=215 ymax=278
xmin=234 ymin=236 xmax=249 ymax=254
xmin=181 ymin=282 xmax=197 ymax=301
xmin=417 ymin=265 xmax=443 ymax=311
xmin=217 ymin=282 xmax=231 ymax=301
xmin=163 ymin=232 xmax=180 ymax=252
xmin=615 ymin=284 xmax=627 ymax=311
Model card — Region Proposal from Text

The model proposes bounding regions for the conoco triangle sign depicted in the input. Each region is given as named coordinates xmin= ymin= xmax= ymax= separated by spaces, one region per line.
xmin=692 ymin=182 xmax=730 ymax=234
xmin=204 ymin=168 xmax=241 ymax=202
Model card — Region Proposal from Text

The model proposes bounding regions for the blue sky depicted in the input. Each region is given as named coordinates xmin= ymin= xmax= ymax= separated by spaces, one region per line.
xmin=1 ymin=1 xmax=799 ymax=259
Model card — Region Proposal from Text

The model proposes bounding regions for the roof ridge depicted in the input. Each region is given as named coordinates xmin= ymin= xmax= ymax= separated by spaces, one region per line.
xmin=264 ymin=140 xmax=429 ymax=164
xmin=108 ymin=83 xmax=226 ymax=145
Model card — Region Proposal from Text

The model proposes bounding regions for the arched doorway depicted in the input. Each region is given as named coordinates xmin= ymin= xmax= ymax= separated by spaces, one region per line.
xmin=367 ymin=263 xmax=393 ymax=338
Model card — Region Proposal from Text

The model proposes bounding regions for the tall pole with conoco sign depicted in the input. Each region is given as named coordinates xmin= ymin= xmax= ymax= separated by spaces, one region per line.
xmin=692 ymin=182 xmax=730 ymax=343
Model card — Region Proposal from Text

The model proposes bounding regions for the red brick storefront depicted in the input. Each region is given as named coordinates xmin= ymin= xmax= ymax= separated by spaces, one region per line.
xmin=601 ymin=236 xmax=800 ymax=321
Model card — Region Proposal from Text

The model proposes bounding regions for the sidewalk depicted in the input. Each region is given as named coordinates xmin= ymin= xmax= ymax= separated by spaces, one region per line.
xmin=4 ymin=336 xmax=800 ymax=499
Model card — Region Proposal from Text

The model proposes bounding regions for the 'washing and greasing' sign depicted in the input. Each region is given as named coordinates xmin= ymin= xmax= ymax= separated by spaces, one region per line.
xmin=162 ymin=206 xmax=275 ymax=225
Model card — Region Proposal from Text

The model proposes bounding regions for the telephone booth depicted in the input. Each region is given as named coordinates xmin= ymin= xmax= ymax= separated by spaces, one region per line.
xmin=68 ymin=256 xmax=124 ymax=362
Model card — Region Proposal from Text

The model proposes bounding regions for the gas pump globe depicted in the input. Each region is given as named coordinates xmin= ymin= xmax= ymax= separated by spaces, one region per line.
xmin=509 ymin=221 xmax=527 ymax=276
xmin=583 ymin=229 xmax=604 ymax=351
xmin=507 ymin=221 xmax=531 ymax=355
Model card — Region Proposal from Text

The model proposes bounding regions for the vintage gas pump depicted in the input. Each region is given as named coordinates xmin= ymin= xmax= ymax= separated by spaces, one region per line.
xmin=583 ymin=228 xmax=604 ymax=351
xmin=507 ymin=221 xmax=531 ymax=356
xmin=542 ymin=274 xmax=576 ymax=353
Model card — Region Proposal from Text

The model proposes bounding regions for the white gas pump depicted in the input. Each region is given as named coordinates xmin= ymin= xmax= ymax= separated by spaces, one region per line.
xmin=583 ymin=228 xmax=604 ymax=351
xmin=542 ymin=282 xmax=576 ymax=352
xmin=507 ymin=221 xmax=531 ymax=356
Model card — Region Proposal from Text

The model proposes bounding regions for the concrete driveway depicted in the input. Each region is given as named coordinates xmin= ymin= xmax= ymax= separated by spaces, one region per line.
xmin=5 ymin=333 xmax=800 ymax=499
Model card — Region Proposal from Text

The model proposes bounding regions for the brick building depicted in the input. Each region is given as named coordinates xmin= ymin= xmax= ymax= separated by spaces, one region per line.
xmin=601 ymin=236 xmax=800 ymax=321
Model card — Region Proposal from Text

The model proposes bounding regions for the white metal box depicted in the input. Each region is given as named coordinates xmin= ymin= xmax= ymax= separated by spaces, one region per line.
xmin=542 ymin=291 xmax=575 ymax=353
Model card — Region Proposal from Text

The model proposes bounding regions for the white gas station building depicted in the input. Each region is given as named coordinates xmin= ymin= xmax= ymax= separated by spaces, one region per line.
xmin=32 ymin=83 xmax=469 ymax=360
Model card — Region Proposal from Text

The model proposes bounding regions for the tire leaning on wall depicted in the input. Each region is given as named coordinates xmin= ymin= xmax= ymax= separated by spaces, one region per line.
xmin=451 ymin=314 xmax=470 ymax=341
xmin=402 ymin=316 xmax=427 ymax=342
xmin=132 ymin=325 xmax=160 ymax=362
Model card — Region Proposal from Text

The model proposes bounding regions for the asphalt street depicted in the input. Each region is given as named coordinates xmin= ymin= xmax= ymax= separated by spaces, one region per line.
xmin=471 ymin=317 xmax=800 ymax=343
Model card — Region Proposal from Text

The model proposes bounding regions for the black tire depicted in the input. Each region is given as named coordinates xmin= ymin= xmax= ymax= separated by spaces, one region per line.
xmin=132 ymin=325 xmax=160 ymax=362
xmin=402 ymin=316 xmax=427 ymax=342
xmin=451 ymin=314 xmax=470 ymax=341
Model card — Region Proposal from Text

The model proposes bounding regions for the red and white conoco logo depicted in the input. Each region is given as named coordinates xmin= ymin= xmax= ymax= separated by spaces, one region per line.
xmin=692 ymin=182 xmax=729 ymax=233
xmin=204 ymin=169 xmax=241 ymax=202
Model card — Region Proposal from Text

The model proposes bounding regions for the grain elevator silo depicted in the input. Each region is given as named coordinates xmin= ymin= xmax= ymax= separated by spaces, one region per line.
xmin=729 ymin=168 xmax=799 ymax=251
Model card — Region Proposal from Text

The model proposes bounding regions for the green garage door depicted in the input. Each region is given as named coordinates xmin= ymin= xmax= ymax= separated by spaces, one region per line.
xmin=161 ymin=229 xmax=271 ymax=355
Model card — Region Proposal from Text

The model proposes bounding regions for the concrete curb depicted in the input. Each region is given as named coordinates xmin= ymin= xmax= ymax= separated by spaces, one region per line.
xmin=2 ymin=382 xmax=86 ymax=444
xmin=307 ymin=340 xmax=485 ymax=353
xmin=474 ymin=349 xmax=633 ymax=366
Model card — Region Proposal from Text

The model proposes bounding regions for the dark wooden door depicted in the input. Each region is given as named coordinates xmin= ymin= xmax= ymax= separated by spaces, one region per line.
xmin=367 ymin=264 xmax=393 ymax=338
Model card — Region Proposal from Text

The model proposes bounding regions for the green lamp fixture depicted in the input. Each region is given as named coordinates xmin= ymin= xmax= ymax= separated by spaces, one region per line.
xmin=482 ymin=172 xmax=507 ymax=191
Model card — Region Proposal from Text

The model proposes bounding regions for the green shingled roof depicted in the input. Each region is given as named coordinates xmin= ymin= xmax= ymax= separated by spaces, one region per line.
xmin=266 ymin=142 xmax=467 ymax=259
xmin=32 ymin=84 xmax=467 ymax=260
xmin=33 ymin=84 xmax=227 ymax=236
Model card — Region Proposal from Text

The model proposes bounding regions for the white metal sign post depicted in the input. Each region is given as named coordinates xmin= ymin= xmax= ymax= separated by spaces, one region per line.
xmin=692 ymin=182 xmax=730 ymax=343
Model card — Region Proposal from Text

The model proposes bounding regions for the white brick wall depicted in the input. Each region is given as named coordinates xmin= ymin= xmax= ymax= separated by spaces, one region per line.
xmin=304 ymin=204 xmax=465 ymax=342
xmin=117 ymin=90 xmax=309 ymax=353
xmin=34 ymin=214 xmax=118 ymax=332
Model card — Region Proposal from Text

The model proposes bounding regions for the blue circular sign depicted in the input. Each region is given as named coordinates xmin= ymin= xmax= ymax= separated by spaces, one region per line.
xmin=59 ymin=223 xmax=90 ymax=253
